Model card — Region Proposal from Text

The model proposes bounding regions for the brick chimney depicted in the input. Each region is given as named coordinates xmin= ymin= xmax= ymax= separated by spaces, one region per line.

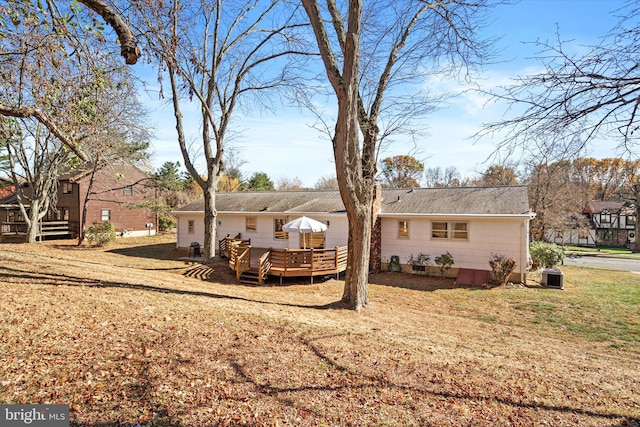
xmin=369 ymin=184 xmax=383 ymax=273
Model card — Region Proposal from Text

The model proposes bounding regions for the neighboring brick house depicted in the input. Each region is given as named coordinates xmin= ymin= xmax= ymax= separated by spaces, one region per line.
xmin=0 ymin=161 xmax=157 ymax=241
xmin=549 ymin=200 xmax=636 ymax=248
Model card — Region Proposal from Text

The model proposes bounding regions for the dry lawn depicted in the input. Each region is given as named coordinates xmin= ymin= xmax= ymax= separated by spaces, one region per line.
xmin=0 ymin=234 xmax=638 ymax=426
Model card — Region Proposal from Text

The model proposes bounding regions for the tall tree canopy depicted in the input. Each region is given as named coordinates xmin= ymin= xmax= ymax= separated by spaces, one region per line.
xmin=379 ymin=155 xmax=424 ymax=188
xmin=484 ymin=2 xmax=640 ymax=159
xmin=126 ymin=0 xmax=309 ymax=260
xmin=301 ymin=0 xmax=494 ymax=310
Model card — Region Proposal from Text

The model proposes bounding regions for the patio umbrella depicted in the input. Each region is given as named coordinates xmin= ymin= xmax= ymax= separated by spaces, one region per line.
xmin=282 ymin=216 xmax=327 ymax=249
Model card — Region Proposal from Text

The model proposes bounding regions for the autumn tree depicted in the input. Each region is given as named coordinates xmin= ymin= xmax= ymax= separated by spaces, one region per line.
xmin=127 ymin=0 xmax=309 ymax=260
xmin=379 ymin=155 xmax=424 ymax=188
xmin=0 ymin=0 xmax=140 ymax=155
xmin=301 ymin=0 xmax=493 ymax=310
xmin=524 ymin=159 xmax=587 ymax=241
xmin=481 ymin=165 xmax=518 ymax=186
xmin=572 ymin=157 xmax=628 ymax=202
xmin=619 ymin=160 xmax=640 ymax=253
xmin=218 ymin=149 xmax=247 ymax=192
xmin=0 ymin=119 xmax=71 ymax=242
xmin=1 ymin=2 xmax=147 ymax=242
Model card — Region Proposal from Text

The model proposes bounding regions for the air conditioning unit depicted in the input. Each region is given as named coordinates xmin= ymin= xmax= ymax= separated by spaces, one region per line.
xmin=541 ymin=268 xmax=564 ymax=290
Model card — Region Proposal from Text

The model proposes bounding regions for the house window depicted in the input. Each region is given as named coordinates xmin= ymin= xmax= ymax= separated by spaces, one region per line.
xmin=274 ymin=218 xmax=289 ymax=240
xmin=628 ymin=215 xmax=636 ymax=226
xmin=246 ymin=216 xmax=257 ymax=232
xmin=452 ymin=222 xmax=468 ymax=240
xmin=123 ymin=186 xmax=133 ymax=196
xmin=432 ymin=221 xmax=469 ymax=240
xmin=600 ymin=210 xmax=611 ymax=224
xmin=62 ymin=182 xmax=73 ymax=194
xmin=432 ymin=222 xmax=448 ymax=239
xmin=398 ymin=220 xmax=409 ymax=238
xmin=598 ymin=229 xmax=613 ymax=242
xmin=101 ymin=209 xmax=110 ymax=222
xmin=187 ymin=220 xmax=195 ymax=234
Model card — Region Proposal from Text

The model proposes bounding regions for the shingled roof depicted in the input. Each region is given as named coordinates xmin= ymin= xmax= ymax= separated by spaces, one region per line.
xmin=175 ymin=186 xmax=532 ymax=217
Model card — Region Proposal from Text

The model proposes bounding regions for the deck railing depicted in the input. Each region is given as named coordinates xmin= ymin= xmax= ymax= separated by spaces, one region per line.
xmin=269 ymin=247 xmax=348 ymax=272
xmin=219 ymin=236 xmax=251 ymax=258
xmin=0 ymin=220 xmax=73 ymax=241
xmin=257 ymin=251 xmax=272 ymax=284
xmin=227 ymin=245 xmax=348 ymax=285
xmin=234 ymin=245 xmax=251 ymax=281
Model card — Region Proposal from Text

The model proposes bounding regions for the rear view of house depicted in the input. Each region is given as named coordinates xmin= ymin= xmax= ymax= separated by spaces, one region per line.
xmin=174 ymin=186 xmax=534 ymax=283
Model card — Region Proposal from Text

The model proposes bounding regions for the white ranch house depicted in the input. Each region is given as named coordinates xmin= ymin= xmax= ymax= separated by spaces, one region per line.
xmin=174 ymin=186 xmax=535 ymax=283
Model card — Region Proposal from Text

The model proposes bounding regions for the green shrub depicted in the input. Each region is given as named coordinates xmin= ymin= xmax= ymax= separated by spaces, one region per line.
xmin=434 ymin=252 xmax=455 ymax=278
xmin=530 ymin=241 xmax=565 ymax=269
xmin=489 ymin=253 xmax=517 ymax=286
xmin=158 ymin=215 xmax=176 ymax=231
xmin=86 ymin=222 xmax=116 ymax=247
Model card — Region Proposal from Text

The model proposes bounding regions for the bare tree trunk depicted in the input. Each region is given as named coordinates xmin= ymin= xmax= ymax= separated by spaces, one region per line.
xmin=25 ymin=199 xmax=40 ymax=243
xmin=342 ymin=204 xmax=372 ymax=309
xmin=634 ymin=203 xmax=640 ymax=253
xmin=203 ymin=184 xmax=218 ymax=261
xmin=78 ymin=161 xmax=100 ymax=246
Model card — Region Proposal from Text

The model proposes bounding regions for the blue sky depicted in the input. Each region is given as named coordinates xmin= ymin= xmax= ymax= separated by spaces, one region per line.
xmin=137 ymin=0 xmax=626 ymax=187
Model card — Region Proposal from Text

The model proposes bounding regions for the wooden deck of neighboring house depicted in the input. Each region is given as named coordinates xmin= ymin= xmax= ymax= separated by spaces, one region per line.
xmin=0 ymin=220 xmax=74 ymax=242
xmin=221 ymin=237 xmax=348 ymax=285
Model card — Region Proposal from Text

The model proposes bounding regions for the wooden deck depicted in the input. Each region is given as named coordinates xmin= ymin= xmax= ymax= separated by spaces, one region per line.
xmin=225 ymin=240 xmax=348 ymax=285
xmin=0 ymin=220 xmax=73 ymax=242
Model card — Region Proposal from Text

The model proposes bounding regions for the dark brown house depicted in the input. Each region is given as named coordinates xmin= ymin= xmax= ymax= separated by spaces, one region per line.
xmin=0 ymin=161 xmax=157 ymax=241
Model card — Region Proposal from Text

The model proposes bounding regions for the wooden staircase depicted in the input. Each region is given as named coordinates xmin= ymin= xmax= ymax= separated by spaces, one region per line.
xmin=239 ymin=268 xmax=262 ymax=285
xmin=231 ymin=245 xmax=272 ymax=285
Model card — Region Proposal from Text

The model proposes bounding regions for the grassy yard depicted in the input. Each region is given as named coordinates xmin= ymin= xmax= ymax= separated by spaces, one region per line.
xmin=0 ymin=235 xmax=638 ymax=426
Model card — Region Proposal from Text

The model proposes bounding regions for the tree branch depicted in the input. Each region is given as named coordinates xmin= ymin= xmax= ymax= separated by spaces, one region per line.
xmin=0 ymin=104 xmax=88 ymax=161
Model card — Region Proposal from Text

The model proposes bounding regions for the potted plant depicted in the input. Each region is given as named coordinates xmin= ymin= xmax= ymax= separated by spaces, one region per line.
xmin=408 ymin=252 xmax=430 ymax=274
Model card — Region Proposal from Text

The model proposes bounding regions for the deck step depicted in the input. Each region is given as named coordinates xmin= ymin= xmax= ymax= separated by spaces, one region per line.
xmin=239 ymin=268 xmax=263 ymax=285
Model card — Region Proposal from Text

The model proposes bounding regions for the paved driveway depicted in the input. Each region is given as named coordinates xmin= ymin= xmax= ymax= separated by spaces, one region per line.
xmin=563 ymin=255 xmax=640 ymax=273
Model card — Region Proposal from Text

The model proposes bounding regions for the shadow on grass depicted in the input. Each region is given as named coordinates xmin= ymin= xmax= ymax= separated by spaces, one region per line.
xmin=228 ymin=332 xmax=639 ymax=425
xmin=107 ymin=242 xmax=184 ymax=262
xmin=0 ymin=266 xmax=342 ymax=311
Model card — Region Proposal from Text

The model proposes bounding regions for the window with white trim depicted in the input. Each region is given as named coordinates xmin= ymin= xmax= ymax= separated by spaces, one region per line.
xmin=62 ymin=182 xmax=73 ymax=194
xmin=398 ymin=220 xmax=409 ymax=238
xmin=101 ymin=209 xmax=110 ymax=222
xmin=188 ymin=220 xmax=195 ymax=234
xmin=274 ymin=218 xmax=289 ymax=240
xmin=432 ymin=221 xmax=468 ymax=240
xmin=246 ymin=216 xmax=257 ymax=232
